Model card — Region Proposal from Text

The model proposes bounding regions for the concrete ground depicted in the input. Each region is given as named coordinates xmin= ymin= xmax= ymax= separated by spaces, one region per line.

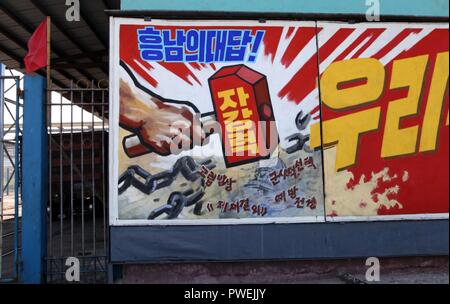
xmin=119 ymin=256 xmax=449 ymax=284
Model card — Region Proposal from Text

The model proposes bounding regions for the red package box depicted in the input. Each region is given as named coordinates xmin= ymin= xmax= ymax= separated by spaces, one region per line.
xmin=209 ymin=64 xmax=279 ymax=167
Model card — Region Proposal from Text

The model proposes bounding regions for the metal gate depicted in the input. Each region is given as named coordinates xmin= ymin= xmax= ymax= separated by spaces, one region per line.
xmin=0 ymin=65 xmax=22 ymax=283
xmin=46 ymin=80 xmax=109 ymax=283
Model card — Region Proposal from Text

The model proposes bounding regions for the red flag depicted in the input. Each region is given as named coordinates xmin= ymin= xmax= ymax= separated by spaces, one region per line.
xmin=24 ymin=19 xmax=48 ymax=74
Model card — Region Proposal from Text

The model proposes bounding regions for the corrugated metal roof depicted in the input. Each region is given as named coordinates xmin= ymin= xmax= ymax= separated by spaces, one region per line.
xmin=0 ymin=0 xmax=119 ymax=88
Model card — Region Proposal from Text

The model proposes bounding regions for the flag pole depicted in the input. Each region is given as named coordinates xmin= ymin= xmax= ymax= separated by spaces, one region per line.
xmin=46 ymin=16 xmax=51 ymax=125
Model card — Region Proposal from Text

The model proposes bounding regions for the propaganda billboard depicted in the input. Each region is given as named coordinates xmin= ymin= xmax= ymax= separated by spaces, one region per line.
xmin=110 ymin=19 xmax=325 ymax=224
xmin=109 ymin=18 xmax=449 ymax=225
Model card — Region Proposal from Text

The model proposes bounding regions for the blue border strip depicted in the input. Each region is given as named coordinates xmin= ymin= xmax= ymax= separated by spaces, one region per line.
xmin=111 ymin=220 xmax=449 ymax=263
xmin=120 ymin=0 xmax=449 ymax=18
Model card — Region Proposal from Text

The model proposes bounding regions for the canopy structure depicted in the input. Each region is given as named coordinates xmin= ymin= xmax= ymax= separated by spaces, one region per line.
xmin=0 ymin=0 xmax=120 ymax=88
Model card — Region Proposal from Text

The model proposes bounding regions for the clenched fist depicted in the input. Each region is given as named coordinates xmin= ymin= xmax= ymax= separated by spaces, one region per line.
xmin=119 ymin=79 xmax=207 ymax=155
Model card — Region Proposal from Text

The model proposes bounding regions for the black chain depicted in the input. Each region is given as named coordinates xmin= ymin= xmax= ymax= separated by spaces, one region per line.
xmin=118 ymin=156 xmax=215 ymax=219
xmin=147 ymin=192 xmax=187 ymax=219
xmin=147 ymin=188 xmax=206 ymax=220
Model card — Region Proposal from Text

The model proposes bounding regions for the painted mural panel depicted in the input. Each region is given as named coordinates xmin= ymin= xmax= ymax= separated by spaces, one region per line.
xmin=111 ymin=19 xmax=325 ymax=224
xmin=314 ymin=22 xmax=449 ymax=217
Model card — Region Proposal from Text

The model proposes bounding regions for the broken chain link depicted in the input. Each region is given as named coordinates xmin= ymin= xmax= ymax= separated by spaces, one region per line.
xmin=285 ymin=110 xmax=313 ymax=154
